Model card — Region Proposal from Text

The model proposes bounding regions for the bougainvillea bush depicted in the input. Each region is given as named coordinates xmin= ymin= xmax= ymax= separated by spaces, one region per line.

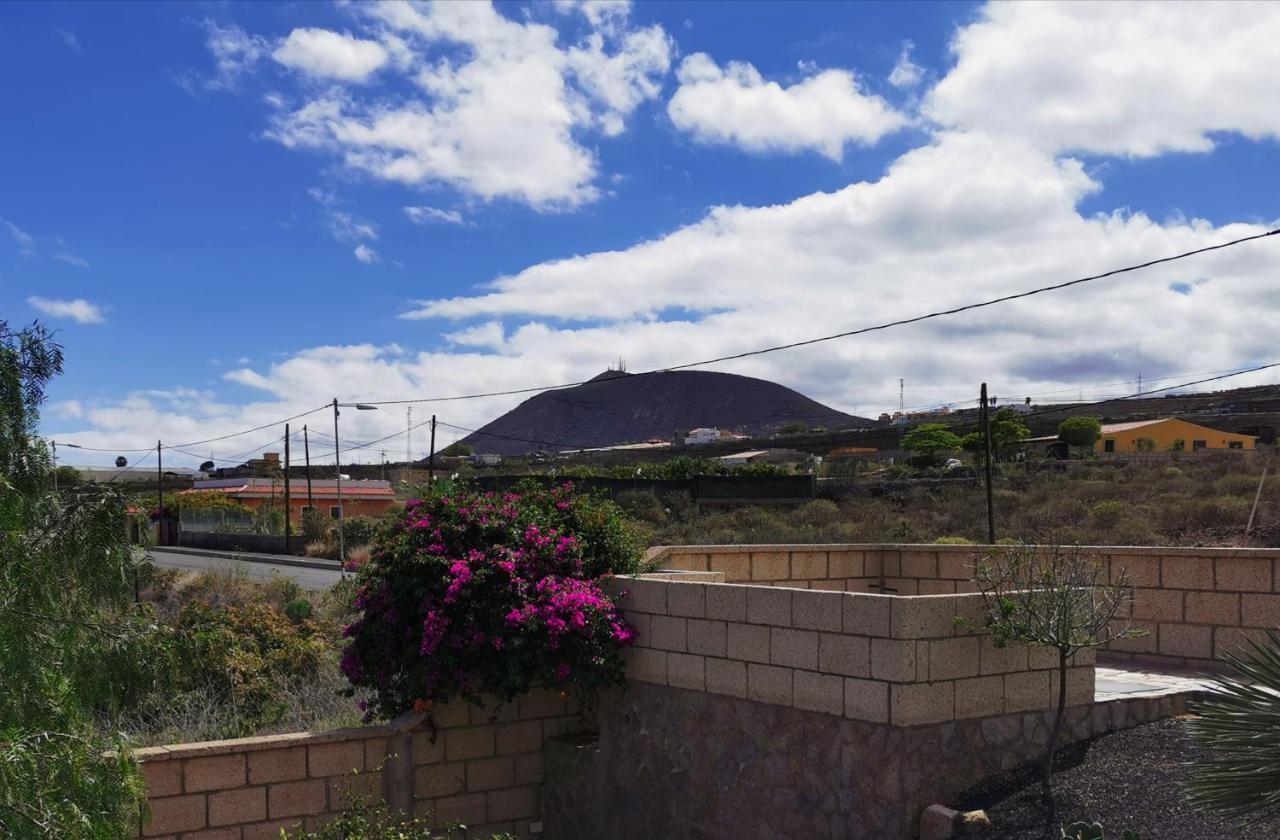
xmin=340 ymin=482 xmax=643 ymax=720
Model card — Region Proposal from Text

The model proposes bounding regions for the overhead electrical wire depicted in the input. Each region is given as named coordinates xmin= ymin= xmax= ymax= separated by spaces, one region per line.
xmin=357 ymin=228 xmax=1280 ymax=407
xmin=49 ymin=227 xmax=1280 ymax=454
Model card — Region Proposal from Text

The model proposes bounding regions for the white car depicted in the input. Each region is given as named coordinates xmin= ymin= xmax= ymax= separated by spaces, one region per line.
xmin=944 ymin=458 xmax=964 ymax=469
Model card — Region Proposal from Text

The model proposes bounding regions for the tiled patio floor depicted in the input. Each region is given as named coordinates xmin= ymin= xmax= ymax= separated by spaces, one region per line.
xmin=1094 ymin=658 xmax=1220 ymax=701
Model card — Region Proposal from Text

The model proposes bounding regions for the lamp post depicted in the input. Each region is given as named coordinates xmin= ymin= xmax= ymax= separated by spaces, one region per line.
xmin=333 ymin=399 xmax=378 ymax=573
xmin=53 ymin=441 xmax=86 ymax=491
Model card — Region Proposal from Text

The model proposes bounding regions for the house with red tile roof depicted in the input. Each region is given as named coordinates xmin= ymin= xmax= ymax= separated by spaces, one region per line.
xmin=182 ymin=478 xmax=396 ymax=525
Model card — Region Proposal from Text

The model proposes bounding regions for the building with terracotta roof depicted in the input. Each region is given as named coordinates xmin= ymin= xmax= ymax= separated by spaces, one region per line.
xmin=183 ymin=478 xmax=396 ymax=524
xmin=1094 ymin=418 xmax=1256 ymax=453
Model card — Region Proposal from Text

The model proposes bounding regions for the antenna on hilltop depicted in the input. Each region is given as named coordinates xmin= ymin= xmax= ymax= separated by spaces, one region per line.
xmin=617 ymin=356 xmax=627 ymax=373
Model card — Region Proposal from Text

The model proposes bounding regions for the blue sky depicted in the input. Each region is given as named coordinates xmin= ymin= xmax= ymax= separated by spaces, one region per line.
xmin=4 ymin=1 xmax=1280 ymax=463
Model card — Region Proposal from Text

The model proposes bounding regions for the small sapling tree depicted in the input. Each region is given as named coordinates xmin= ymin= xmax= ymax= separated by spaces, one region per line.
xmin=969 ymin=543 xmax=1139 ymax=802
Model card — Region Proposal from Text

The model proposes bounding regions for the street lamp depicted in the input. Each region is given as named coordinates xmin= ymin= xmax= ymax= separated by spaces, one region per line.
xmin=333 ymin=399 xmax=378 ymax=573
xmin=51 ymin=441 xmax=84 ymax=491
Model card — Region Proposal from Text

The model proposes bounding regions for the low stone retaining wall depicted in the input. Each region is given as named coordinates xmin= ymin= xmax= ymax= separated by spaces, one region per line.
xmin=542 ymin=678 xmax=1199 ymax=840
xmin=135 ymin=688 xmax=582 ymax=839
xmin=611 ymin=573 xmax=1094 ymax=728
xmin=652 ymin=543 xmax=1280 ymax=667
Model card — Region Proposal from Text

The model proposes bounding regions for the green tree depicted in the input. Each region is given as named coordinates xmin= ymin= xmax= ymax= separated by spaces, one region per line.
xmin=0 ymin=322 xmax=158 ymax=838
xmin=899 ymin=424 xmax=962 ymax=460
xmin=779 ymin=421 xmax=808 ymax=435
xmin=959 ymin=409 xmax=1030 ymax=460
xmin=440 ymin=442 xmax=473 ymax=457
xmin=1057 ymin=416 xmax=1102 ymax=449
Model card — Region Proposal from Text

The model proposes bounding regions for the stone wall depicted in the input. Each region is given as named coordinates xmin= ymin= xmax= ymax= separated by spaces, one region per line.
xmin=135 ymin=688 xmax=583 ymax=840
xmin=653 ymin=543 xmax=1280 ymax=667
xmin=543 ymin=680 xmax=1189 ymax=840
xmin=610 ymin=574 xmax=1095 ymax=729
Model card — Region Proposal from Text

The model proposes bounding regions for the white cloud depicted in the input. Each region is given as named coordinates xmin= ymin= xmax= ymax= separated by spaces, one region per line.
xmin=925 ymin=2 xmax=1280 ymax=157
xmin=888 ymin=41 xmax=922 ymax=89
xmin=554 ymin=0 xmax=634 ymax=31
xmin=27 ymin=296 xmax=105 ymax=324
xmin=3 ymin=218 xmax=35 ymax=255
xmin=261 ymin=1 xmax=672 ymax=209
xmin=273 ymin=28 xmax=389 ymax=83
xmin=353 ymin=243 xmax=380 ymax=264
xmin=52 ymin=399 xmax=84 ymax=420
xmin=56 ymin=3 xmax=1280 ymax=459
xmin=57 ymin=28 xmax=81 ymax=52
xmin=404 ymin=205 xmax=465 ymax=225
xmin=201 ymin=21 xmax=270 ymax=91
xmin=442 ymin=321 xmax=506 ymax=349
xmin=668 ymin=53 xmax=908 ymax=159
xmin=53 ymin=253 xmax=90 ymax=269
xmin=327 ymin=210 xmax=378 ymax=243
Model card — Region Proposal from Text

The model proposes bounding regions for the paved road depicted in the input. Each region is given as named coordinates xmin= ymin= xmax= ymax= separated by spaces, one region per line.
xmin=147 ymin=549 xmax=343 ymax=589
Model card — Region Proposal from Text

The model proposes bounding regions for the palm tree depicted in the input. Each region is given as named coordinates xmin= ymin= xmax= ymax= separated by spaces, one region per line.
xmin=1185 ymin=629 xmax=1280 ymax=820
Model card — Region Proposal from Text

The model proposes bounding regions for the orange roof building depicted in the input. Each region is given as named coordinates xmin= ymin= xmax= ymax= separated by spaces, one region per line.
xmin=181 ymin=478 xmax=396 ymax=524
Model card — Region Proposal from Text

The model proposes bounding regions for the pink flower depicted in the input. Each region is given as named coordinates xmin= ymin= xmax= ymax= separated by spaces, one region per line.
xmin=554 ymin=663 xmax=572 ymax=682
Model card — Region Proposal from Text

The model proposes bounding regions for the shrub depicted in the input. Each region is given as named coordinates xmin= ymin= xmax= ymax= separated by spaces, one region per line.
xmin=341 ymin=483 xmax=642 ymax=720
xmin=173 ymin=602 xmax=329 ymax=736
xmin=1090 ymin=500 xmax=1129 ymax=528
xmin=933 ymin=536 xmax=974 ymax=545
xmin=1186 ymin=628 xmax=1280 ymax=821
xmin=1216 ymin=473 xmax=1262 ymax=497
xmin=282 ymin=793 xmax=512 ymax=839
xmin=285 ymin=598 xmax=314 ymax=623
xmin=341 ymin=516 xmax=384 ymax=550
xmin=345 ymin=544 xmax=373 ymax=572
xmin=305 ymin=540 xmax=331 ymax=558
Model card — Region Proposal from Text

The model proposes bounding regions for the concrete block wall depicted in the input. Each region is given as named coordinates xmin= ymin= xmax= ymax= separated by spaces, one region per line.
xmin=654 ymin=543 xmax=1280 ymax=668
xmin=136 ymin=688 xmax=583 ymax=840
xmin=611 ymin=575 xmax=1093 ymax=728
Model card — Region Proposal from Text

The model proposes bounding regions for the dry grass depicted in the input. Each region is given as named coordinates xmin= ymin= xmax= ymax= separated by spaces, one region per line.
xmin=621 ymin=453 xmax=1278 ymax=547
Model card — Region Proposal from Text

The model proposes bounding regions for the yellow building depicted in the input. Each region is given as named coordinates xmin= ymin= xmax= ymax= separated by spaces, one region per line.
xmin=1096 ymin=418 xmax=1256 ymax=453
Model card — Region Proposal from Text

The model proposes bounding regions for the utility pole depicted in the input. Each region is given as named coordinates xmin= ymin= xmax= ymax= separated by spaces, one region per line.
xmin=1246 ymin=455 xmax=1272 ymax=537
xmin=283 ymin=424 xmax=292 ymax=554
xmin=156 ymin=440 xmax=164 ymax=547
xmin=380 ymin=450 xmax=387 ymax=481
xmin=333 ymin=398 xmax=344 ymax=569
xmin=303 ymin=425 xmax=314 ymax=514
xmin=980 ymin=384 xmax=996 ymax=544
xmin=428 ymin=414 xmax=437 ymax=485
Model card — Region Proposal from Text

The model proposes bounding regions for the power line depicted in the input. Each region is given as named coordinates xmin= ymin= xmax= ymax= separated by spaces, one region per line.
xmin=944 ymin=362 xmax=1280 ymax=438
xmin=358 ymin=228 xmax=1280 ymax=407
xmin=46 ymin=227 xmax=1280 ymax=455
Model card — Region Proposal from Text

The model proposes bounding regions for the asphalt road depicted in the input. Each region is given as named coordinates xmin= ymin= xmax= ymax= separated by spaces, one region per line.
xmin=147 ymin=549 xmax=343 ymax=589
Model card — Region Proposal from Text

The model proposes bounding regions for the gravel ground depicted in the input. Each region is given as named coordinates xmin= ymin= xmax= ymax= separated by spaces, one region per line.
xmin=953 ymin=716 xmax=1280 ymax=840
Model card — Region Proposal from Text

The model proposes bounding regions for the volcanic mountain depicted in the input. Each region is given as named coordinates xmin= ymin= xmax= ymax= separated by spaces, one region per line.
xmin=458 ymin=369 xmax=873 ymax=455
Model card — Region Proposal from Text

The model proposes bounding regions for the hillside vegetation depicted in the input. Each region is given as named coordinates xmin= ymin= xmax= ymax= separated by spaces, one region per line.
xmin=617 ymin=454 xmax=1279 ymax=547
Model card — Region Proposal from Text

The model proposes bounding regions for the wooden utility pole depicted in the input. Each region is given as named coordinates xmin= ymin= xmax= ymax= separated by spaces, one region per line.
xmin=156 ymin=440 xmax=164 ymax=546
xmin=303 ymin=425 xmax=314 ymax=513
xmin=428 ymin=415 xmax=437 ymax=485
xmin=981 ymin=384 xmax=996 ymax=544
xmin=284 ymin=423 xmax=292 ymax=554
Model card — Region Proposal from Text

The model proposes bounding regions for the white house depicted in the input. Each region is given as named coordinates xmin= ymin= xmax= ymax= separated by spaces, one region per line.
xmin=684 ymin=427 xmax=721 ymax=446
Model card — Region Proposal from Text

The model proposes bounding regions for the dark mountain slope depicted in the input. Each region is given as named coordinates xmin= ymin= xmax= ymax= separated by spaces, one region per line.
xmin=459 ymin=369 xmax=872 ymax=455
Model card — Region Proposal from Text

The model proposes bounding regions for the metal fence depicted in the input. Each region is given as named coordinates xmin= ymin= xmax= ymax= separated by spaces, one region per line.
xmin=179 ymin=507 xmax=255 ymax=533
